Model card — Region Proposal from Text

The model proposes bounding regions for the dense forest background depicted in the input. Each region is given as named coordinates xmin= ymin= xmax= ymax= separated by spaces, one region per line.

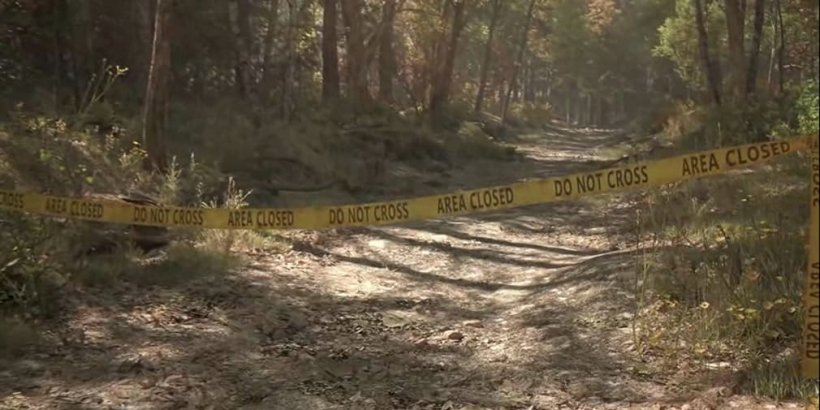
xmin=1 ymin=0 xmax=817 ymax=174
xmin=1 ymin=1 xmax=819 ymax=407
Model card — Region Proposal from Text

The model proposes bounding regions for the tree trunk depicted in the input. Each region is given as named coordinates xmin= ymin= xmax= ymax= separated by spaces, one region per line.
xmin=378 ymin=0 xmax=398 ymax=103
xmin=767 ymin=5 xmax=776 ymax=88
xmin=228 ymin=0 xmax=253 ymax=100
xmin=564 ymin=90 xmax=571 ymax=125
xmin=322 ymin=0 xmax=340 ymax=101
xmin=746 ymin=0 xmax=765 ymax=95
xmin=281 ymin=0 xmax=297 ymax=120
xmin=501 ymin=0 xmax=537 ymax=123
xmin=135 ymin=0 xmax=155 ymax=101
xmin=261 ymin=0 xmax=280 ymax=99
xmin=53 ymin=0 xmax=73 ymax=110
xmin=142 ymin=0 xmax=172 ymax=171
xmin=573 ymin=91 xmax=583 ymax=125
xmin=340 ymin=0 xmax=370 ymax=105
xmin=694 ymin=0 xmax=723 ymax=106
xmin=238 ymin=0 xmax=254 ymax=94
xmin=724 ymin=0 xmax=746 ymax=101
xmin=474 ymin=0 xmax=502 ymax=113
xmin=429 ymin=0 xmax=467 ymax=126
xmin=524 ymin=54 xmax=536 ymax=103
xmin=544 ymin=69 xmax=552 ymax=102
xmin=775 ymin=0 xmax=785 ymax=94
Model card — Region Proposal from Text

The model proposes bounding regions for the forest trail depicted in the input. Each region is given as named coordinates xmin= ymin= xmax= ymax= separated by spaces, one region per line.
xmin=0 ymin=128 xmax=807 ymax=410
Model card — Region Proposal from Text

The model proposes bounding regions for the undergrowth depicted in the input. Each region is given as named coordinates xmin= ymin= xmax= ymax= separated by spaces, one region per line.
xmin=0 ymin=69 xmax=514 ymax=348
xmin=634 ymin=153 xmax=817 ymax=401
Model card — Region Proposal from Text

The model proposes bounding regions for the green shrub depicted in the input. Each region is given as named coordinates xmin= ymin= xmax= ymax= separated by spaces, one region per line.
xmin=0 ymin=214 xmax=65 ymax=318
xmin=796 ymin=80 xmax=819 ymax=135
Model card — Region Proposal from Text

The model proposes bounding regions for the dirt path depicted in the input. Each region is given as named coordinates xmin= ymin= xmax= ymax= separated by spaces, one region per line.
xmin=0 ymin=128 xmax=807 ymax=409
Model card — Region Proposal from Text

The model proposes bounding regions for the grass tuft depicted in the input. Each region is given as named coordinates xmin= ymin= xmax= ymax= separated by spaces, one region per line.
xmin=634 ymin=153 xmax=815 ymax=400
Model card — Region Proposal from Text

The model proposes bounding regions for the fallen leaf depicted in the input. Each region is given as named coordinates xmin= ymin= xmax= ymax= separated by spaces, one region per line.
xmin=447 ymin=331 xmax=464 ymax=341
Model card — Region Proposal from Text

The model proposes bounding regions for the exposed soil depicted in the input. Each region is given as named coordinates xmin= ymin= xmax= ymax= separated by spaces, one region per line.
xmin=0 ymin=127 xmax=808 ymax=409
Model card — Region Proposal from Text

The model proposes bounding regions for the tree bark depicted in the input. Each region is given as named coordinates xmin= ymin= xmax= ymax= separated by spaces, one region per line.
xmin=501 ymin=0 xmax=537 ymax=123
xmin=524 ymin=53 xmax=536 ymax=103
xmin=775 ymin=0 xmax=785 ymax=94
xmin=429 ymin=0 xmax=467 ymax=126
xmin=377 ymin=0 xmax=398 ymax=103
xmin=724 ymin=0 xmax=747 ymax=101
xmin=261 ymin=0 xmax=280 ymax=98
xmin=53 ymin=0 xmax=73 ymax=109
xmin=135 ymin=0 xmax=155 ymax=101
xmin=340 ymin=0 xmax=370 ymax=105
xmin=142 ymin=0 xmax=172 ymax=171
xmin=238 ymin=0 xmax=254 ymax=94
xmin=228 ymin=0 xmax=253 ymax=100
xmin=322 ymin=0 xmax=340 ymax=101
xmin=746 ymin=0 xmax=765 ymax=95
xmin=564 ymin=89 xmax=571 ymax=124
xmin=767 ymin=5 xmax=776 ymax=88
xmin=474 ymin=0 xmax=502 ymax=113
xmin=694 ymin=0 xmax=723 ymax=106
xmin=281 ymin=0 xmax=297 ymax=119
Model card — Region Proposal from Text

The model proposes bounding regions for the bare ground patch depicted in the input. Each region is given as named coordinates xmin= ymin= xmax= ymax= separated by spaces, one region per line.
xmin=0 ymin=127 xmax=808 ymax=409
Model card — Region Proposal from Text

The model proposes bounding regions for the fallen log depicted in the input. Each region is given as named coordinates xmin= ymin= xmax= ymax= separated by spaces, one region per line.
xmin=82 ymin=191 xmax=170 ymax=255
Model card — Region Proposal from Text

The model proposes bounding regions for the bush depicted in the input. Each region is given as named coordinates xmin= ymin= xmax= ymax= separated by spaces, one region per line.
xmin=505 ymin=102 xmax=554 ymax=129
xmin=0 ymin=214 xmax=65 ymax=318
xmin=447 ymin=121 xmax=518 ymax=161
xmin=694 ymin=97 xmax=792 ymax=148
xmin=796 ymin=80 xmax=819 ymax=135
xmin=656 ymin=85 xmax=817 ymax=153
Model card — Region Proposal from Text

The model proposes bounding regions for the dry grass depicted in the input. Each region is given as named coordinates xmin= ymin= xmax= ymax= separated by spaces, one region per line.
xmin=634 ymin=153 xmax=817 ymax=401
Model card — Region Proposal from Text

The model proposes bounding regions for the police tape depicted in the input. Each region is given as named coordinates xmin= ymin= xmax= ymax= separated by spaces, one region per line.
xmin=802 ymin=136 xmax=819 ymax=380
xmin=0 ymin=136 xmax=816 ymax=231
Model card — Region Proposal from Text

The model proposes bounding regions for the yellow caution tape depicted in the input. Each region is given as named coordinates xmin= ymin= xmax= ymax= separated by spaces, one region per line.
xmin=0 ymin=136 xmax=816 ymax=230
xmin=803 ymin=136 xmax=820 ymax=380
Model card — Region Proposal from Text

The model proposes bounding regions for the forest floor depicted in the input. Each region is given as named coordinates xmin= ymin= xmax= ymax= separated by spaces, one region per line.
xmin=0 ymin=127 xmax=810 ymax=410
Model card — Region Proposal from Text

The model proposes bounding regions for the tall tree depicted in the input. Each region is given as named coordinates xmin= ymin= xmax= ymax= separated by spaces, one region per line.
xmin=501 ymin=0 xmax=538 ymax=123
xmin=378 ymin=0 xmax=398 ymax=103
xmin=142 ymin=0 xmax=172 ymax=171
xmin=774 ymin=0 xmax=785 ymax=94
xmin=747 ymin=0 xmax=765 ymax=95
xmin=429 ymin=0 xmax=467 ymax=126
xmin=228 ymin=0 xmax=254 ymax=100
xmin=724 ymin=0 xmax=747 ymax=101
xmin=260 ymin=0 xmax=280 ymax=98
xmin=694 ymin=0 xmax=723 ymax=106
xmin=53 ymin=0 xmax=74 ymax=109
xmin=134 ymin=0 xmax=154 ymax=101
xmin=474 ymin=0 xmax=502 ymax=113
xmin=340 ymin=0 xmax=370 ymax=105
xmin=322 ymin=0 xmax=340 ymax=100
xmin=280 ymin=0 xmax=313 ymax=119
